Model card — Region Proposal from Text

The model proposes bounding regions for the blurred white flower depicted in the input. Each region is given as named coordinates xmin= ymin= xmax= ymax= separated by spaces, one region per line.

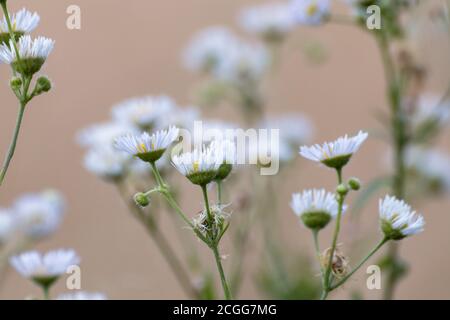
xmin=405 ymin=147 xmax=450 ymax=192
xmin=111 ymin=95 xmax=176 ymax=130
xmin=0 ymin=208 xmax=15 ymax=245
xmin=290 ymin=0 xmax=330 ymax=25
xmin=291 ymin=189 xmax=340 ymax=229
xmin=239 ymin=2 xmax=295 ymax=40
xmin=379 ymin=195 xmax=425 ymax=240
xmin=77 ymin=121 xmax=137 ymax=149
xmin=10 ymin=249 xmax=80 ymax=279
xmin=14 ymin=190 xmax=65 ymax=240
xmin=411 ymin=93 xmax=450 ymax=128
xmin=159 ymin=106 xmax=200 ymax=131
xmin=57 ymin=291 xmax=107 ymax=300
xmin=115 ymin=127 xmax=180 ymax=163
xmin=84 ymin=146 xmax=130 ymax=181
xmin=0 ymin=8 xmax=40 ymax=38
xmin=184 ymin=27 xmax=269 ymax=83
xmin=300 ymin=131 xmax=368 ymax=169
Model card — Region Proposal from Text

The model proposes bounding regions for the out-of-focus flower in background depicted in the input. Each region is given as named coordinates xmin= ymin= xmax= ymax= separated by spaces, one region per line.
xmin=57 ymin=291 xmax=107 ymax=300
xmin=289 ymin=0 xmax=330 ymax=26
xmin=0 ymin=8 xmax=40 ymax=44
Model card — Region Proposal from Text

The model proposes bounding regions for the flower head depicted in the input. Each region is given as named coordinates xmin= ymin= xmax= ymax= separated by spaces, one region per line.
xmin=14 ymin=190 xmax=65 ymax=240
xmin=172 ymin=143 xmax=223 ymax=185
xmin=291 ymin=189 xmax=341 ymax=230
xmin=239 ymin=2 xmax=295 ymax=41
xmin=379 ymin=195 xmax=425 ymax=240
xmin=0 ymin=35 xmax=54 ymax=75
xmin=290 ymin=0 xmax=330 ymax=25
xmin=77 ymin=121 xmax=137 ymax=148
xmin=84 ymin=146 xmax=130 ymax=181
xmin=0 ymin=8 xmax=40 ymax=44
xmin=111 ymin=95 xmax=175 ymax=130
xmin=300 ymin=131 xmax=368 ymax=169
xmin=115 ymin=126 xmax=179 ymax=163
xmin=10 ymin=249 xmax=80 ymax=287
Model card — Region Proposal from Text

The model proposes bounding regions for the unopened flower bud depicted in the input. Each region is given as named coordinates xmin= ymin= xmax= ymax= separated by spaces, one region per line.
xmin=10 ymin=77 xmax=22 ymax=90
xmin=35 ymin=76 xmax=52 ymax=94
xmin=348 ymin=177 xmax=361 ymax=191
xmin=134 ymin=193 xmax=150 ymax=208
xmin=336 ymin=184 xmax=349 ymax=196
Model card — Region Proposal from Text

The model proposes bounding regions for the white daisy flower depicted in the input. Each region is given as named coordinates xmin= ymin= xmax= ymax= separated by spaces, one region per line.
xmin=10 ymin=249 xmax=80 ymax=285
xmin=84 ymin=146 xmax=131 ymax=181
xmin=300 ymin=131 xmax=368 ymax=169
xmin=405 ymin=147 xmax=450 ymax=193
xmin=0 ymin=208 xmax=15 ymax=245
xmin=14 ymin=190 xmax=65 ymax=240
xmin=239 ymin=2 xmax=295 ymax=41
xmin=290 ymin=0 xmax=331 ymax=25
xmin=0 ymin=35 xmax=54 ymax=75
xmin=57 ymin=291 xmax=107 ymax=300
xmin=291 ymin=189 xmax=340 ymax=230
xmin=172 ymin=143 xmax=223 ymax=185
xmin=115 ymin=126 xmax=180 ymax=163
xmin=379 ymin=195 xmax=425 ymax=240
xmin=111 ymin=95 xmax=176 ymax=130
xmin=77 ymin=121 xmax=137 ymax=149
xmin=0 ymin=8 xmax=40 ymax=43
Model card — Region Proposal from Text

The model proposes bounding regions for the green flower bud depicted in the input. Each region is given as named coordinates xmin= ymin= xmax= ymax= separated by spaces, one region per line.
xmin=134 ymin=193 xmax=150 ymax=208
xmin=348 ymin=177 xmax=361 ymax=191
xmin=215 ymin=163 xmax=232 ymax=181
xmin=10 ymin=76 xmax=22 ymax=90
xmin=35 ymin=76 xmax=52 ymax=94
xmin=336 ymin=184 xmax=349 ymax=196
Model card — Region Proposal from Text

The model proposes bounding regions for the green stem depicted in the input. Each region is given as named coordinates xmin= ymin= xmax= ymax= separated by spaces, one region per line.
xmin=216 ymin=180 xmax=223 ymax=206
xmin=330 ymin=237 xmax=389 ymax=290
xmin=42 ymin=286 xmax=50 ymax=300
xmin=201 ymin=184 xmax=232 ymax=300
xmin=1 ymin=1 xmax=21 ymax=63
xmin=0 ymin=103 xmax=26 ymax=186
xmin=322 ymin=167 xmax=344 ymax=299
xmin=312 ymin=229 xmax=322 ymax=274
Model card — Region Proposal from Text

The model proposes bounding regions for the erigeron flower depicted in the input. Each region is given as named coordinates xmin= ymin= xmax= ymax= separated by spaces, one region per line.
xmin=379 ymin=195 xmax=425 ymax=240
xmin=114 ymin=126 xmax=180 ymax=163
xmin=57 ymin=291 xmax=107 ymax=300
xmin=210 ymin=139 xmax=237 ymax=180
xmin=84 ymin=146 xmax=131 ymax=181
xmin=239 ymin=2 xmax=295 ymax=42
xmin=111 ymin=96 xmax=175 ymax=130
xmin=300 ymin=131 xmax=368 ymax=169
xmin=405 ymin=147 xmax=450 ymax=193
xmin=172 ymin=143 xmax=223 ymax=186
xmin=0 ymin=35 xmax=54 ymax=75
xmin=290 ymin=0 xmax=331 ymax=25
xmin=0 ymin=8 xmax=40 ymax=44
xmin=0 ymin=208 xmax=15 ymax=245
xmin=77 ymin=121 xmax=137 ymax=149
xmin=183 ymin=26 xmax=237 ymax=74
xmin=193 ymin=204 xmax=231 ymax=235
xmin=14 ymin=190 xmax=65 ymax=240
xmin=10 ymin=249 xmax=80 ymax=288
xmin=290 ymin=189 xmax=341 ymax=230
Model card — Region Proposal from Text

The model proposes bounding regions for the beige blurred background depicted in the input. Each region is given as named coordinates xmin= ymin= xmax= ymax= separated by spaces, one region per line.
xmin=0 ymin=0 xmax=449 ymax=299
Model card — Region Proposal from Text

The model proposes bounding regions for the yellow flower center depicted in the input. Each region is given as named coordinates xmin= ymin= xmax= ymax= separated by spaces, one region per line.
xmin=193 ymin=161 xmax=200 ymax=172
xmin=137 ymin=143 xmax=148 ymax=154
xmin=307 ymin=3 xmax=318 ymax=17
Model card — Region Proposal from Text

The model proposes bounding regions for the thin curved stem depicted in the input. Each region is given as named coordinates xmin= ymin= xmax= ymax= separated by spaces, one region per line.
xmin=216 ymin=180 xmax=223 ymax=206
xmin=330 ymin=237 xmax=389 ymax=290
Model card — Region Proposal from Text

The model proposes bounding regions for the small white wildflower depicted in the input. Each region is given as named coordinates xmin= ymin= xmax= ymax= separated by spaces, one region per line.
xmin=300 ymin=131 xmax=368 ymax=169
xmin=10 ymin=249 xmax=80 ymax=282
xmin=77 ymin=121 xmax=137 ymax=149
xmin=239 ymin=2 xmax=295 ymax=41
xmin=0 ymin=8 xmax=40 ymax=41
xmin=84 ymin=146 xmax=130 ymax=181
xmin=379 ymin=195 xmax=425 ymax=240
xmin=290 ymin=0 xmax=331 ymax=25
xmin=14 ymin=190 xmax=65 ymax=240
xmin=291 ymin=189 xmax=341 ymax=230
xmin=115 ymin=126 xmax=179 ymax=163
xmin=111 ymin=95 xmax=176 ymax=130
xmin=0 ymin=35 xmax=54 ymax=75
xmin=0 ymin=208 xmax=15 ymax=245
